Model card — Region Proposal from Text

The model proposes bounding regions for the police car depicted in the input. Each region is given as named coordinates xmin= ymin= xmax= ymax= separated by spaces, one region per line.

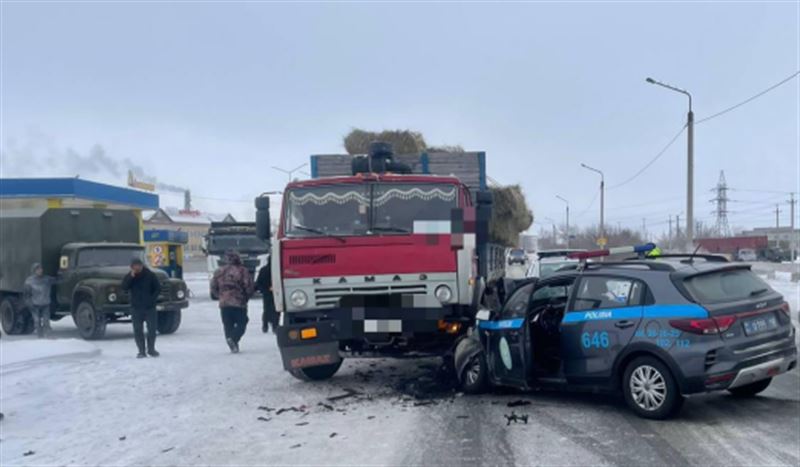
xmin=455 ymin=244 xmax=798 ymax=419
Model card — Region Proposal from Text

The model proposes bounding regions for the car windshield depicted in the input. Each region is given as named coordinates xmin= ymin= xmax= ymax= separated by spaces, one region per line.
xmin=540 ymin=261 xmax=574 ymax=278
xmin=77 ymin=248 xmax=145 ymax=267
xmin=207 ymin=235 xmax=268 ymax=254
xmin=684 ymin=268 xmax=773 ymax=304
xmin=284 ymin=183 xmax=458 ymax=237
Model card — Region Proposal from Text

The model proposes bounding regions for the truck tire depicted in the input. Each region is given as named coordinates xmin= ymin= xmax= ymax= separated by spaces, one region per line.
xmin=622 ymin=356 xmax=684 ymax=420
xmin=0 ymin=296 xmax=26 ymax=335
xmin=728 ymin=377 xmax=772 ymax=397
xmin=73 ymin=300 xmax=107 ymax=340
xmin=157 ymin=310 xmax=182 ymax=334
xmin=289 ymin=361 xmax=343 ymax=381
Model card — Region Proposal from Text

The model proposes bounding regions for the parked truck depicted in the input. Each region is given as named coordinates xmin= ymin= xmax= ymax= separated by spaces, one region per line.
xmin=203 ymin=222 xmax=269 ymax=299
xmin=255 ymin=143 xmax=504 ymax=381
xmin=0 ymin=208 xmax=189 ymax=339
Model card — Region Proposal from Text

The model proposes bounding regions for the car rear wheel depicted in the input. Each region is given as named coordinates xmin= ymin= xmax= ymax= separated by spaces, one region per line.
xmin=73 ymin=300 xmax=107 ymax=340
xmin=157 ymin=310 xmax=182 ymax=334
xmin=0 ymin=297 xmax=26 ymax=335
xmin=460 ymin=352 xmax=488 ymax=394
xmin=289 ymin=361 xmax=343 ymax=381
xmin=623 ymin=356 xmax=683 ymax=420
xmin=728 ymin=377 xmax=772 ymax=397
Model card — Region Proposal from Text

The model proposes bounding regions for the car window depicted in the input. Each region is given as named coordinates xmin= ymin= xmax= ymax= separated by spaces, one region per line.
xmin=502 ymin=283 xmax=535 ymax=318
xmin=683 ymin=268 xmax=772 ymax=304
xmin=572 ymin=276 xmax=635 ymax=311
xmin=531 ymin=283 xmax=570 ymax=303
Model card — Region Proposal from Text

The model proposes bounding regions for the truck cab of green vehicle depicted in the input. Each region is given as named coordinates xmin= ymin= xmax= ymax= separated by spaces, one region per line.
xmin=56 ymin=243 xmax=189 ymax=339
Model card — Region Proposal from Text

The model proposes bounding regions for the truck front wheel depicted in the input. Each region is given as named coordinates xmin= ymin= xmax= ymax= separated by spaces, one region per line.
xmin=73 ymin=300 xmax=107 ymax=340
xmin=1 ymin=296 xmax=26 ymax=335
xmin=157 ymin=310 xmax=182 ymax=334
xmin=289 ymin=361 xmax=343 ymax=381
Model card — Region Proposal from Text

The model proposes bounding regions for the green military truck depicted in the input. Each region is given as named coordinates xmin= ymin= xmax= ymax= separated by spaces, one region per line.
xmin=0 ymin=208 xmax=189 ymax=339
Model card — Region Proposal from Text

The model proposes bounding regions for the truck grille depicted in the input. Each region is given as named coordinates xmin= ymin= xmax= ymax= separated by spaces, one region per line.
xmin=314 ymin=283 xmax=427 ymax=308
xmin=158 ymin=281 xmax=172 ymax=302
xmin=290 ymin=254 xmax=336 ymax=265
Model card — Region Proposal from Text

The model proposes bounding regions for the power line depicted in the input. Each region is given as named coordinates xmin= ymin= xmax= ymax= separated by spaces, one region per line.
xmin=608 ymin=123 xmax=686 ymax=190
xmin=696 ymin=71 xmax=800 ymax=125
xmin=575 ymin=187 xmax=600 ymax=218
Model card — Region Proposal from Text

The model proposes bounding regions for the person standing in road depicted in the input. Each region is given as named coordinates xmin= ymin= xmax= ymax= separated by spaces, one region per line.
xmin=121 ymin=258 xmax=161 ymax=358
xmin=255 ymin=258 xmax=277 ymax=333
xmin=211 ymin=250 xmax=254 ymax=353
xmin=24 ymin=263 xmax=55 ymax=338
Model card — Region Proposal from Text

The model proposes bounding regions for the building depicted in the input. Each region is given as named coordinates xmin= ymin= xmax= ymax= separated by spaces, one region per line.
xmin=142 ymin=207 xmax=235 ymax=258
xmin=0 ymin=177 xmax=159 ymax=242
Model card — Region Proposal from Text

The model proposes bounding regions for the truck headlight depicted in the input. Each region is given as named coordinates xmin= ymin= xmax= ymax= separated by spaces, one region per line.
xmin=108 ymin=292 xmax=117 ymax=303
xmin=176 ymin=289 xmax=185 ymax=299
xmin=435 ymin=285 xmax=453 ymax=303
xmin=290 ymin=290 xmax=308 ymax=308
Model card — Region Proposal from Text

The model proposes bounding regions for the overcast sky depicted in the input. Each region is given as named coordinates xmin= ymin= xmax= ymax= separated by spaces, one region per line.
xmin=2 ymin=2 xmax=798 ymax=236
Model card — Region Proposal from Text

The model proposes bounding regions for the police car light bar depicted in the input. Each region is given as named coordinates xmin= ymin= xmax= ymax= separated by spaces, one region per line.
xmin=567 ymin=243 xmax=656 ymax=260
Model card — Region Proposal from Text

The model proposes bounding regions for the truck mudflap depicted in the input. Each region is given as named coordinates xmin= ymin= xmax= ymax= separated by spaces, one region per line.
xmin=276 ymin=320 xmax=342 ymax=371
xmin=276 ymin=307 xmax=455 ymax=369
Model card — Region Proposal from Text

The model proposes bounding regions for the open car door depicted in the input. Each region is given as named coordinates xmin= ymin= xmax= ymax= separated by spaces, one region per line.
xmin=478 ymin=281 xmax=536 ymax=389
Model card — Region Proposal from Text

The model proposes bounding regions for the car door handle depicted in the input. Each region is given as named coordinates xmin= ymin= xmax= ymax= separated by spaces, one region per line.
xmin=614 ymin=320 xmax=635 ymax=329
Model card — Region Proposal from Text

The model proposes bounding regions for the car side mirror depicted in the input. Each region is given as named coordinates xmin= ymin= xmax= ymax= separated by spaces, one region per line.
xmin=475 ymin=308 xmax=491 ymax=321
xmin=255 ymin=196 xmax=271 ymax=241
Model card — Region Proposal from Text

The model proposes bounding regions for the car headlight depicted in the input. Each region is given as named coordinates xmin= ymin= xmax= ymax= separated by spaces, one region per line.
xmin=107 ymin=292 xmax=117 ymax=303
xmin=176 ymin=289 xmax=185 ymax=299
xmin=290 ymin=290 xmax=308 ymax=308
xmin=435 ymin=285 xmax=453 ymax=303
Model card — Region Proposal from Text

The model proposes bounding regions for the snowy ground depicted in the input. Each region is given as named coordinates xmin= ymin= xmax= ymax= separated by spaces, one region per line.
xmin=1 ymin=274 xmax=798 ymax=466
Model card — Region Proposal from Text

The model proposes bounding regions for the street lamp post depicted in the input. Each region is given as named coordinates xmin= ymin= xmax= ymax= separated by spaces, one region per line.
xmin=581 ymin=163 xmax=605 ymax=246
xmin=544 ymin=217 xmax=557 ymax=246
xmin=646 ymin=76 xmax=694 ymax=248
xmin=272 ymin=163 xmax=309 ymax=183
xmin=556 ymin=195 xmax=570 ymax=248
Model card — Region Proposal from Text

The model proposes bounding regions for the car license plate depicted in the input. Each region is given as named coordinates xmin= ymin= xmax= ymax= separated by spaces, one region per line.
xmin=742 ymin=314 xmax=778 ymax=336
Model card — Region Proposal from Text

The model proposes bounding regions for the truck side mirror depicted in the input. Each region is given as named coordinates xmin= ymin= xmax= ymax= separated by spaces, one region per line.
xmin=255 ymin=196 xmax=271 ymax=241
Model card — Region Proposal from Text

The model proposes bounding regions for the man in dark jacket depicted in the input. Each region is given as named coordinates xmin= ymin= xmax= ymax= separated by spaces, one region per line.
xmin=211 ymin=250 xmax=254 ymax=353
xmin=121 ymin=258 xmax=161 ymax=358
xmin=255 ymin=258 xmax=277 ymax=334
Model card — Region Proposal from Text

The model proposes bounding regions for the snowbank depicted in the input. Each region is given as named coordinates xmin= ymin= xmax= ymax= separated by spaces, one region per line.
xmin=0 ymin=338 xmax=100 ymax=368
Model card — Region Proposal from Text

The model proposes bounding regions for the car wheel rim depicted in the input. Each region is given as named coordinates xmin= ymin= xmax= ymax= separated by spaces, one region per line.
xmin=630 ymin=365 xmax=667 ymax=411
xmin=465 ymin=356 xmax=482 ymax=385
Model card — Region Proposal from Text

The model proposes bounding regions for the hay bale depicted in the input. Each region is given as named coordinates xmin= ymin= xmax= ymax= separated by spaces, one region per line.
xmin=344 ymin=129 xmax=426 ymax=155
xmin=489 ymin=185 xmax=533 ymax=247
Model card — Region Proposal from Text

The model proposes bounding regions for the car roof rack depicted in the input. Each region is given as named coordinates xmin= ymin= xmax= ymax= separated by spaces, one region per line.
xmin=625 ymin=254 xmax=729 ymax=263
xmin=579 ymin=261 xmax=675 ymax=272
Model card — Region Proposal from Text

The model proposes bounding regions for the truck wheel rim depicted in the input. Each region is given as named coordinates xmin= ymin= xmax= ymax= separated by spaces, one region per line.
xmin=465 ymin=355 xmax=482 ymax=385
xmin=630 ymin=365 xmax=667 ymax=411
xmin=76 ymin=303 xmax=94 ymax=332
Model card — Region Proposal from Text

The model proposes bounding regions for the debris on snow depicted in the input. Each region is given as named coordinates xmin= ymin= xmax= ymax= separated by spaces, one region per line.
xmin=161 ymin=447 xmax=175 ymax=453
xmin=329 ymin=433 xmax=338 ymax=438
xmin=257 ymin=416 xmax=272 ymax=422
xmin=23 ymin=451 xmax=35 ymax=457
xmin=317 ymin=402 xmax=334 ymax=411
xmin=327 ymin=388 xmax=361 ymax=402
xmin=504 ymin=412 xmax=529 ymax=425
xmin=295 ymin=422 xmax=309 ymax=426
xmin=507 ymin=400 xmax=531 ymax=407
xmin=118 ymin=436 xmax=126 ymax=441
xmin=257 ymin=406 xmax=275 ymax=412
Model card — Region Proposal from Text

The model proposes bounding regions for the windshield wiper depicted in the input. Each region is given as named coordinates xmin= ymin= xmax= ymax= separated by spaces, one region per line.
xmin=293 ymin=225 xmax=346 ymax=243
xmin=749 ymin=288 xmax=770 ymax=297
xmin=371 ymin=225 xmax=410 ymax=234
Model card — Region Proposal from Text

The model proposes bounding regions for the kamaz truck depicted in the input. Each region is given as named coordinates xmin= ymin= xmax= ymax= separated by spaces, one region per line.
xmin=255 ymin=143 xmax=502 ymax=381
xmin=203 ymin=222 xmax=269 ymax=299
xmin=0 ymin=208 xmax=189 ymax=339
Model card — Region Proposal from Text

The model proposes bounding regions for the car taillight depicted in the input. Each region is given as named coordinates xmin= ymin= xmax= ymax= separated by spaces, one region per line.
xmin=670 ymin=316 xmax=737 ymax=335
xmin=779 ymin=302 xmax=791 ymax=317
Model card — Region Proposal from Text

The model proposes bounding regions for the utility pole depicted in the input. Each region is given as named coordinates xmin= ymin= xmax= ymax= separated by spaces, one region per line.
xmin=668 ymin=215 xmax=673 ymax=250
xmin=775 ymin=204 xmax=781 ymax=229
xmin=556 ymin=195 xmax=570 ymax=248
xmin=789 ymin=193 xmax=797 ymax=260
xmin=676 ymin=214 xmax=681 ymax=239
xmin=646 ymin=77 xmax=694 ymax=246
xmin=581 ymin=163 xmax=605 ymax=247
xmin=711 ymin=171 xmax=731 ymax=237
xmin=642 ymin=218 xmax=647 ymax=240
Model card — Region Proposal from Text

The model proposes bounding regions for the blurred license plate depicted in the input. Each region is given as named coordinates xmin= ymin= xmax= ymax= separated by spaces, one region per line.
xmin=743 ymin=314 xmax=778 ymax=336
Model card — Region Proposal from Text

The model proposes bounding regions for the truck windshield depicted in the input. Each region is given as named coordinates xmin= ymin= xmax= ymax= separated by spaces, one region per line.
xmin=77 ymin=248 xmax=145 ymax=267
xmin=207 ymin=236 xmax=268 ymax=254
xmin=284 ymin=183 xmax=458 ymax=237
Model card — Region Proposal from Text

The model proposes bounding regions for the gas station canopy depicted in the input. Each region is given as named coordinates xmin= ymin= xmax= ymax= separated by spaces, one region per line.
xmin=0 ymin=178 xmax=159 ymax=210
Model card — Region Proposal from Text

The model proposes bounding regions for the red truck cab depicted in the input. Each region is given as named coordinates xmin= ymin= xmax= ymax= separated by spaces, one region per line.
xmin=256 ymin=171 xmax=492 ymax=381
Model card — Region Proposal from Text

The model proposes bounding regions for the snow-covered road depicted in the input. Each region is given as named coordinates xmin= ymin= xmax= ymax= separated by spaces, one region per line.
xmin=1 ymin=274 xmax=798 ymax=466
